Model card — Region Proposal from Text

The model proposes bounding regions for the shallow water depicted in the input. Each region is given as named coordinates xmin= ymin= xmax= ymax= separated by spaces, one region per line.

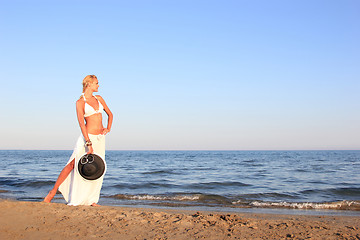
xmin=1 ymin=150 xmax=359 ymax=215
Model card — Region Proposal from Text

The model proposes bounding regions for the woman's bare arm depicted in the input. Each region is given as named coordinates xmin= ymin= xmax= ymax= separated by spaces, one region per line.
xmin=76 ymin=99 xmax=93 ymax=153
xmin=97 ymin=95 xmax=113 ymax=134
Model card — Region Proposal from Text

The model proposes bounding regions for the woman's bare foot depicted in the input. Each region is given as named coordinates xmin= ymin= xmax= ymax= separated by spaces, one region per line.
xmin=43 ymin=190 xmax=56 ymax=203
xmin=91 ymin=203 xmax=101 ymax=207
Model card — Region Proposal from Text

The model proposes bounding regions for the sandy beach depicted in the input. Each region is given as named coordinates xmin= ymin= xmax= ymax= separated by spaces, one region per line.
xmin=0 ymin=200 xmax=359 ymax=240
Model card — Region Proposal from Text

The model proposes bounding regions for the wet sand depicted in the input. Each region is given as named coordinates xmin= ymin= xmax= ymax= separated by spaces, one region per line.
xmin=0 ymin=200 xmax=359 ymax=239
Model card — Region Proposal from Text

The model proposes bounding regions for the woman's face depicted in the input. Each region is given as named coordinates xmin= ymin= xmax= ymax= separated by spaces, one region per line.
xmin=90 ymin=80 xmax=99 ymax=92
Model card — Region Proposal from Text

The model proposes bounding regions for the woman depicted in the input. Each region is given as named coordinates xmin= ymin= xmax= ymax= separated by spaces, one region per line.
xmin=44 ymin=75 xmax=113 ymax=206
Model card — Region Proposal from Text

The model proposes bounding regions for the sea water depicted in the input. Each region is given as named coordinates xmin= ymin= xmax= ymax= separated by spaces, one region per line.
xmin=0 ymin=150 xmax=359 ymax=215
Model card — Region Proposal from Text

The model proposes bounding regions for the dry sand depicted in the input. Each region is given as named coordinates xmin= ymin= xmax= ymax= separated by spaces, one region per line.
xmin=0 ymin=200 xmax=359 ymax=240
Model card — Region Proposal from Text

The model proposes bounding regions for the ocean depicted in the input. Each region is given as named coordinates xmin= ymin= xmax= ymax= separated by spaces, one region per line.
xmin=1 ymin=150 xmax=359 ymax=215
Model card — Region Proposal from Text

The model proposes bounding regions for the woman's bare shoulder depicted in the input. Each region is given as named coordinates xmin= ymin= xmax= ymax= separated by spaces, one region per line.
xmin=96 ymin=95 xmax=106 ymax=102
xmin=76 ymin=98 xmax=85 ymax=106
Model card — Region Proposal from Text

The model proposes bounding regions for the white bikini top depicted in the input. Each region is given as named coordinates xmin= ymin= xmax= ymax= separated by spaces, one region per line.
xmin=82 ymin=93 xmax=104 ymax=117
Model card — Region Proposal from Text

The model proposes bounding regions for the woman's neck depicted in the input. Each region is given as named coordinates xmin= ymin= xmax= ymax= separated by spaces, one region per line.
xmin=83 ymin=89 xmax=94 ymax=99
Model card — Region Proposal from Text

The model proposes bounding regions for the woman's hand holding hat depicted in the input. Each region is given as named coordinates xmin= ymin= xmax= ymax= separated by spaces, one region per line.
xmin=87 ymin=145 xmax=94 ymax=155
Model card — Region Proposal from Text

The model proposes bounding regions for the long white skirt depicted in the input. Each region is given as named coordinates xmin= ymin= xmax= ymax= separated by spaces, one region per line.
xmin=59 ymin=134 xmax=106 ymax=206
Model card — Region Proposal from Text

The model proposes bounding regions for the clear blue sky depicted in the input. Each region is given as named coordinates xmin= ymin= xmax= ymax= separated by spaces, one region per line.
xmin=1 ymin=0 xmax=359 ymax=150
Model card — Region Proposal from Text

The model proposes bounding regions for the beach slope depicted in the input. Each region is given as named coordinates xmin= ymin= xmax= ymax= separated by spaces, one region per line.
xmin=0 ymin=200 xmax=359 ymax=239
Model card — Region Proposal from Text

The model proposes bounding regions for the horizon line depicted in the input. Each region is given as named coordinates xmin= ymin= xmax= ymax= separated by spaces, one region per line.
xmin=1 ymin=149 xmax=359 ymax=151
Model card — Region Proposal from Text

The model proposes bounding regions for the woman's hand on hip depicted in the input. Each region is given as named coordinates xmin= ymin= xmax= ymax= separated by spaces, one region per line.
xmin=102 ymin=128 xmax=110 ymax=135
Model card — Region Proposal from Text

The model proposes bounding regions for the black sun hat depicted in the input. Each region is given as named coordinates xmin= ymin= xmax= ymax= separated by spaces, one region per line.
xmin=78 ymin=153 xmax=105 ymax=180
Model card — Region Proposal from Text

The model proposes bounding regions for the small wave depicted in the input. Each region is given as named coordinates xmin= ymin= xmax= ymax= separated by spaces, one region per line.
xmin=108 ymin=193 xmax=202 ymax=201
xmin=110 ymin=182 xmax=177 ymax=189
xmin=328 ymin=187 xmax=360 ymax=197
xmin=0 ymin=178 xmax=54 ymax=187
xmin=300 ymin=187 xmax=360 ymax=198
xmin=141 ymin=170 xmax=175 ymax=175
xmin=21 ymin=180 xmax=55 ymax=187
xmin=186 ymin=181 xmax=250 ymax=189
xmin=198 ymin=194 xmax=232 ymax=204
xmin=247 ymin=200 xmax=360 ymax=211
xmin=108 ymin=193 xmax=233 ymax=205
xmin=240 ymin=192 xmax=299 ymax=200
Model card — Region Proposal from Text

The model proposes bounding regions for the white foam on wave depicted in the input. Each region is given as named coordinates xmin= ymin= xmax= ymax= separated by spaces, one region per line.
xmin=248 ymin=200 xmax=360 ymax=210
xmin=123 ymin=194 xmax=202 ymax=201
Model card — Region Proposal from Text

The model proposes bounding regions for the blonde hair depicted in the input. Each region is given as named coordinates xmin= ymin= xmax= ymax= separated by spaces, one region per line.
xmin=82 ymin=75 xmax=97 ymax=93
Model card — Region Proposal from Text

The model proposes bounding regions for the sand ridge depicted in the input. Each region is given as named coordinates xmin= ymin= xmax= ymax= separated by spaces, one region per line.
xmin=0 ymin=200 xmax=359 ymax=239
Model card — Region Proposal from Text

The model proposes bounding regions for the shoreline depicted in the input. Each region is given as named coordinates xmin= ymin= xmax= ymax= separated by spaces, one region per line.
xmin=3 ymin=191 xmax=360 ymax=217
xmin=5 ymin=193 xmax=360 ymax=217
xmin=1 ymin=199 xmax=359 ymax=239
